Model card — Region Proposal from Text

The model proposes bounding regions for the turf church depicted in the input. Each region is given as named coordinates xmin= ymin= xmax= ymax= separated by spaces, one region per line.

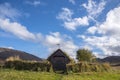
xmin=47 ymin=49 xmax=71 ymax=72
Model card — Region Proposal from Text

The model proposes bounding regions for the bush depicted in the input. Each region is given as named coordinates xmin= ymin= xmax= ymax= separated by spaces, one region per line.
xmin=4 ymin=60 xmax=51 ymax=72
xmin=101 ymin=63 xmax=112 ymax=72
xmin=67 ymin=62 xmax=112 ymax=73
xmin=90 ymin=63 xmax=101 ymax=72
xmin=76 ymin=49 xmax=96 ymax=62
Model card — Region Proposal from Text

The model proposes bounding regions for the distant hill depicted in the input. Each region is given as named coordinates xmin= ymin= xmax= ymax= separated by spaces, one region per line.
xmin=0 ymin=47 xmax=43 ymax=61
xmin=97 ymin=56 xmax=120 ymax=64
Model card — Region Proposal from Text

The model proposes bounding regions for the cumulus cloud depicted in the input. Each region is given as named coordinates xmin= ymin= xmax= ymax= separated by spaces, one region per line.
xmin=0 ymin=18 xmax=37 ymax=41
xmin=80 ymin=6 xmax=120 ymax=57
xmin=43 ymin=32 xmax=78 ymax=58
xmin=57 ymin=8 xmax=89 ymax=30
xmin=83 ymin=36 xmax=120 ymax=56
xmin=64 ymin=16 xmax=89 ymax=30
xmin=45 ymin=32 xmax=62 ymax=46
xmin=98 ymin=7 xmax=120 ymax=36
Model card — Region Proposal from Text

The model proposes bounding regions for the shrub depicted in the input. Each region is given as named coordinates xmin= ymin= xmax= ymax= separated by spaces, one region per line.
xmin=76 ymin=49 xmax=96 ymax=62
xmin=90 ymin=63 xmax=101 ymax=72
xmin=101 ymin=63 xmax=112 ymax=72
xmin=67 ymin=62 xmax=112 ymax=73
xmin=4 ymin=60 xmax=51 ymax=72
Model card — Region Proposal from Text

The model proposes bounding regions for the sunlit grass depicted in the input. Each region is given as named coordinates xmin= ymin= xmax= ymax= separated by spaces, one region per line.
xmin=0 ymin=69 xmax=120 ymax=80
xmin=0 ymin=69 xmax=61 ymax=80
xmin=62 ymin=72 xmax=120 ymax=80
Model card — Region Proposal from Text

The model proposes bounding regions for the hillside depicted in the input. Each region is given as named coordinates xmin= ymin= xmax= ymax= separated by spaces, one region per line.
xmin=0 ymin=47 xmax=43 ymax=61
xmin=102 ymin=56 xmax=120 ymax=63
xmin=97 ymin=56 xmax=120 ymax=64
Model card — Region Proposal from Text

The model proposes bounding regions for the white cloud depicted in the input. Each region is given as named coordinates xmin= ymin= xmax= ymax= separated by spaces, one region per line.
xmin=87 ymin=26 xmax=97 ymax=34
xmin=45 ymin=32 xmax=62 ymax=46
xmin=0 ymin=3 xmax=21 ymax=20
xmin=57 ymin=8 xmax=73 ymax=22
xmin=69 ymin=0 xmax=75 ymax=5
xmin=25 ymin=0 xmax=41 ymax=7
xmin=77 ymin=35 xmax=86 ymax=39
xmin=0 ymin=18 xmax=37 ymax=41
xmin=43 ymin=32 xmax=78 ymax=58
xmin=83 ymin=36 xmax=120 ymax=56
xmin=96 ymin=6 xmax=120 ymax=56
xmin=98 ymin=7 xmax=120 ymax=36
xmin=64 ymin=16 xmax=89 ymax=30
xmin=80 ymin=6 xmax=120 ymax=57
xmin=82 ymin=0 xmax=106 ymax=17
xmin=57 ymin=8 xmax=89 ymax=30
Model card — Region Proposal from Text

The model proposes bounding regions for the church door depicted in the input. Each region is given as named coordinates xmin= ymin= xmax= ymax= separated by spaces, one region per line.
xmin=53 ymin=56 xmax=66 ymax=72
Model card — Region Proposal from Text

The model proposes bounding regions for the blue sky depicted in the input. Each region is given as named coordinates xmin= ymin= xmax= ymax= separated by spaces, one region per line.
xmin=0 ymin=0 xmax=120 ymax=59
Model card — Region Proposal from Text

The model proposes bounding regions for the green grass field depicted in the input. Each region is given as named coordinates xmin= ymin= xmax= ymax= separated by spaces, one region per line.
xmin=0 ymin=69 xmax=120 ymax=80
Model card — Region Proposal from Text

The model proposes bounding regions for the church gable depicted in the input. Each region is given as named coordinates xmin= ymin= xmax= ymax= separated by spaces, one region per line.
xmin=52 ymin=50 xmax=66 ymax=57
xmin=47 ymin=49 xmax=71 ymax=72
xmin=47 ymin=49 xmax=71 ymax=62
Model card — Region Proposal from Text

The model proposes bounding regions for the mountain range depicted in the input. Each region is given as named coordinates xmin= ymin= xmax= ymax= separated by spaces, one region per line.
xmin=97 ymin=56 xmax=120 ymax=64
xmin=0 ymin=47 xmax=43 ymax=61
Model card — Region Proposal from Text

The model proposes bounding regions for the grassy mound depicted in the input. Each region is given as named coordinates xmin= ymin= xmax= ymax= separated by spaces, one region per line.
xmin=67 ymin=62 xmax=112 ymax=73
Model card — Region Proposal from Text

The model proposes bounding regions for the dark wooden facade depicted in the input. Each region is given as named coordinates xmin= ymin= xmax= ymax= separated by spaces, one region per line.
xmin=47 ymin=49 xmax=71 ymax=72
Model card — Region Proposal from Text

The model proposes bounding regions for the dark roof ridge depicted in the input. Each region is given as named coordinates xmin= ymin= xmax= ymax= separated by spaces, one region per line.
xmin=47 ymin=49 xmax=71 ymax=61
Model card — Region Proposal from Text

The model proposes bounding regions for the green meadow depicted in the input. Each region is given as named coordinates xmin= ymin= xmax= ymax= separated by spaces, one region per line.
xmin=0 ymin=69 xmax=120 ymax=80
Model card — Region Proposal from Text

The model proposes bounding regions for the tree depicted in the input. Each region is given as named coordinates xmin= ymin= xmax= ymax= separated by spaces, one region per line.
xmin=76 ymin=49 xmax=96 ymax=62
